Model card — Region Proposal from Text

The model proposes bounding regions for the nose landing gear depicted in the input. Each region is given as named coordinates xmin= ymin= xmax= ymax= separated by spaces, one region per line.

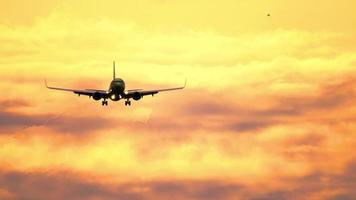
xmin=102 ymin=99 xmax=108 ymax=106
xmin=125 ymin=99 xmax=131 ymax=106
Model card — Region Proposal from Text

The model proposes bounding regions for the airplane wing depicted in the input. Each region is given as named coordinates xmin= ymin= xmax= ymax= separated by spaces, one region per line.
xmin=45 ymin=80 xmax=108 ymax=97
xmin=84 ymin=89 xmax=108 ymax=93
xmin=125 ymin=79 xmax=186 ymax=98
xmin=127 ymin=89 xmax=143 ymax=92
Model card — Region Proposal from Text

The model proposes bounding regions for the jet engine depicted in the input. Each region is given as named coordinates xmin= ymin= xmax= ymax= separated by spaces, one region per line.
xmin=132 ymin=92 xmax=142 ymax=101
xmin=92 ymin=92 xmax=102 ymax=101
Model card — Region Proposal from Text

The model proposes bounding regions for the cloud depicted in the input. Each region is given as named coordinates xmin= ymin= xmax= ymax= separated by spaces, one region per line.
xmin=0 ymin=111 xmax=41 ymax=128
xmin=0 ymin=99 xmax=31 ymax=108
xmin=0 ymin=109 xmax=113 ymax=135
xmin=228 ymin=120 xmax=273 ymax=132
xmin=0 ymin=2 xmax=356 ymax=199
xmin=0 ymin=171 xmax=269 ymax=200
xmin=1 ymin=162 xmax=355 ymax=200
xmin=0 ymin=171 xmax=143 ymax=200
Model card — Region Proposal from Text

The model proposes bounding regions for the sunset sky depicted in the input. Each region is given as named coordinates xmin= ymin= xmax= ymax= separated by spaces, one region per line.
xmin=0 ymin=0 xmax=356 ymax=199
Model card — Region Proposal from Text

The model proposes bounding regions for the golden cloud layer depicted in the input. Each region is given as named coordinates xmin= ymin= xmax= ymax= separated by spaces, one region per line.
xmin=0 ymin=0 xmax=356 ymax=199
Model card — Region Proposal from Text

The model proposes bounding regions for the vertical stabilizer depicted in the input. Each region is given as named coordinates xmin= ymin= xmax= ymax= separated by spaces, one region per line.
xmin=113 ymin=61 xmax=116 ymax=80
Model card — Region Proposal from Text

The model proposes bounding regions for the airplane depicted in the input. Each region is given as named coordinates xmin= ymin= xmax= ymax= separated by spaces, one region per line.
xmin=45 ymin=61 xmax=186 ymax=106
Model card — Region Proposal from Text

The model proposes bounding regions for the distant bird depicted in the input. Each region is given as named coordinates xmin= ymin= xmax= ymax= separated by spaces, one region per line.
xmin=267 ymin=13 xmax=271 ymax=16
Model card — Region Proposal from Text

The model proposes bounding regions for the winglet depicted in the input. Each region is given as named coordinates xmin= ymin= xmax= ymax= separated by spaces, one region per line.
xmin=113 ymin=61 xmax=116 ymax=80
xmin=183 ymin=78 xmax=187 ymax=88
xmin=44 ymin=79 xmax=49 ymax=88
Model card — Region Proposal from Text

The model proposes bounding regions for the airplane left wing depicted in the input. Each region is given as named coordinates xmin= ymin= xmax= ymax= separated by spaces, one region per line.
xmin=125 ymin=79 xmax=186 ymax=98
xmin=45 ymin=80 xmax=108 ymax=97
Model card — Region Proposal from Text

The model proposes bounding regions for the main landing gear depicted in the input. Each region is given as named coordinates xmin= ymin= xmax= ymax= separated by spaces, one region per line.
xmin=102 ymin=99 xmax=108 ymax=106
xmin=125 ymin=99 xmax=131 ymax=106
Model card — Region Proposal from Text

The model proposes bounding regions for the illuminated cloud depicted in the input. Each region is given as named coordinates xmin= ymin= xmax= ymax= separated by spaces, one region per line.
xmin=0 ymin=162 xmax=355 ymax=200
xmin=0 ymin=0 xmax=356 ymax=199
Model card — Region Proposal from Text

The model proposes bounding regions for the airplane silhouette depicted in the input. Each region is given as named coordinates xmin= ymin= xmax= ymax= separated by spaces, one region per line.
xmin=45 ymin=62 xmax=185 ymax=106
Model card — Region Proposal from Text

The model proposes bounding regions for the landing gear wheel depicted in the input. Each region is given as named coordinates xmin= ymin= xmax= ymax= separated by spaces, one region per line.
xmin=125 ymin=100 xmax=131 ymax=106
xmin=102 ymin=100 xmax=108 ymax=106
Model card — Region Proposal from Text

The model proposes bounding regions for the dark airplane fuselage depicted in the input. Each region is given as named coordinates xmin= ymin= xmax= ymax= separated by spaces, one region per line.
xmin=108 ymin=78 xmax=125 ymax=101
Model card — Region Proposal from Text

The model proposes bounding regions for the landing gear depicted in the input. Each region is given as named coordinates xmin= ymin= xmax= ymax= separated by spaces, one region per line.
xmin=125 ymin=99 xmax=131 ymax=106
xmin=102 ymin=99 xmax=108 ymax=106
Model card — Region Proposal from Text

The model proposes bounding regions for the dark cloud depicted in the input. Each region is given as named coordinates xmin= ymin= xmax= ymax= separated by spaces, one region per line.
xmin=0 ymin=110 xmax=112 ymax=134
xmin=1 ymin=164 xmax=356 ymax=200
xmin=183 ymin=99 xmax=232 ymax=116
xmin=0 ymin=111 xmax=41 ymax=127
xmin=284 ymin=133 xmax=325 ymax=147
xmin=328 ymin=194 xmax=355 ymax=200
xmin=149 ymin=181 xmax=244 ymax=200
xmin=0 ymin=171 xmax=143 ymax=200
xmin=50 ymin=115 xmax=112 ymax=134
xmin=191 ymin=182 xmax=243 ymax=200
xmin=0 ymin=99 xmax=31 ymax=109
xmin=169 ymin=77 xmax=356 ymax=134
xmin=251 ymin=191 xmax=288 ymax=200
xmin=276 ymin=77 xmax=356 ymax=113
xmin=151 ymin=182 xmax=187 ymax=194
xmin=252 ymin=161 xmax=356 ymax=200
xmin=228 ymin=120 xmax=273 ymax=132
xmin=0 ymin=172 xmax=245 ymax=200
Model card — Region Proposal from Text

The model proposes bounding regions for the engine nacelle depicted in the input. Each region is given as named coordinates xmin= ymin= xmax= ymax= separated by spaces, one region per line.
xmin=132 ymin=92 xmax=142 ymax=101
xmin=92 ymin=92 xmax=102 ymax=101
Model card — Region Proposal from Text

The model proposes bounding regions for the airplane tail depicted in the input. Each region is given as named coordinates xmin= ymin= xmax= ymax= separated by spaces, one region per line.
xmin=113 ymin=61 xmax=116 ymax=80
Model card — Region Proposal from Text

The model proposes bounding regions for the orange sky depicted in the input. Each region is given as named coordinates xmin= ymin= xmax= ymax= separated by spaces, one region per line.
xmin=0 ymin=0 xmax=356 ymax=199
